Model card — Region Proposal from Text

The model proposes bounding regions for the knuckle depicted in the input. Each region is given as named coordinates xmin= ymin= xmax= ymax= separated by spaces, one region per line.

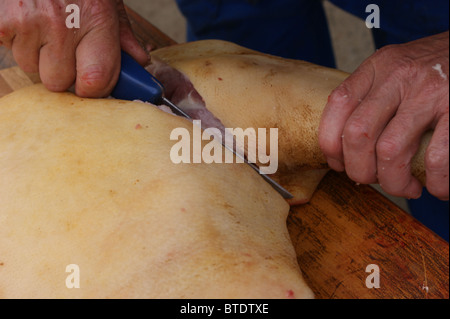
xmin=44 ymin=13 xmax=68 ymax=38
xmin=83 ymin=0 xmax=116 ymax=28
xmin=373 ymin=45 xmax=418 ymax=79
xmin=422 ymin=69 xmax=450 ymax=96
xmin=425 ymin=147 xmax=449 ymax=172
xmin=38 ymin=1 xmax=65 ymax=30
xmin=328 ymin=84 xmax=352 ymax=106
xmin=373 ymin=44 xmax=400 ymax=60
xmin=394 ymin=56 xmax=418 ymax=79
xmin=343 ymin=120 xmax=370 ymax=148
xmin=11 ymin=14 xmax=30 ymax=32
xmin=376 ymin=138 xmax=402 ymax=162
xmin=47 ymin=17 xmax=66 ymax=34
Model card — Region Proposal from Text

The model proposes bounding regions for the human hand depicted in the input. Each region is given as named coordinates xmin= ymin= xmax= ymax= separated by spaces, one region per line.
xmin=319 ymin=31 xmax=449 ymax=200
xmin=0 ymin=0 xmax=149 ymax=97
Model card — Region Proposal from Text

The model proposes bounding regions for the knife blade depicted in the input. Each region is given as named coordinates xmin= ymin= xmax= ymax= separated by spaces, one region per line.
xmin=111 ymin=51 xmax=293 ymax=199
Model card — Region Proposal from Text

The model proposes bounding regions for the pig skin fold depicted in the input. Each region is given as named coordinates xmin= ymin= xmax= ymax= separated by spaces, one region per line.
xmin=148 ymin=40 xmax=350 ymax=205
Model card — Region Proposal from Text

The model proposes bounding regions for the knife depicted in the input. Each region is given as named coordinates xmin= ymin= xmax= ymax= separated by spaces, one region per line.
xmin=111 ymin=51 xmax=293 ymax=200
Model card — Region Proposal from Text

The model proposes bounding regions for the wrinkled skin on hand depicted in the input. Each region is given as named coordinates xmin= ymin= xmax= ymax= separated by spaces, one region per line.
xmin=319 ymin=31 xmax=449 ymax=201
xmin=0 ymin=0 xmax=148 ymax=97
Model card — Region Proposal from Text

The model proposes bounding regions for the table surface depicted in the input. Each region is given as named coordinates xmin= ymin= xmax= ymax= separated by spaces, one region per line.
xmin=0 ymin=6 xmax=448 ymax=299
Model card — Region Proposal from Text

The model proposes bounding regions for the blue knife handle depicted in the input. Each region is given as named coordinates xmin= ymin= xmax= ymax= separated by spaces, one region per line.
xmin=111 ymin=51 xmax=164 ymax=105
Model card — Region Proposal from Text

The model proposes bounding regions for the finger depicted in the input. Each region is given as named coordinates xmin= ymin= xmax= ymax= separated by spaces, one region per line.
xmin=425 ymin=113 xmax=449 ymax=200
xmin=11 ymin=30 xmax=40 ymax=73
xmin=318 ymin=62 xmax=375 ymax=172
xmin=75 ymin=24 xmax=121 ymax=98
xmin=8 ymin=4 xmax=41 ymax=73
xmin=116 ymin=1 xmax=149 ymax=66
xmin=375 ymin=106 xmax=432 ymax=199
xmin=342 ymin=81 xmax=401 ymax=184
xmin=39 ymin=40 xmax=76 ymax=92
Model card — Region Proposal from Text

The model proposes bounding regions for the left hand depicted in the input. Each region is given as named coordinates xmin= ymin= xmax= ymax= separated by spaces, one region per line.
xmin=319 ymin=31 xmax=449 ymax=201
xmin=0 ymin=0 xmax=149 ymax=98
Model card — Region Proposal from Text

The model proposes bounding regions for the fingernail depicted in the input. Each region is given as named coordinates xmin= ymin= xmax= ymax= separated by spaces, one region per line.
xmin=406 ymin=188 xmax=423 ymax=200
xmin=410 ymin=190 xmax=423 ymax=200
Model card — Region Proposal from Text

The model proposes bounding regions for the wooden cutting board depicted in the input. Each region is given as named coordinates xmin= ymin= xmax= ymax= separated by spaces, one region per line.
xmin=0 ymin=66 xmax=40 ymax=97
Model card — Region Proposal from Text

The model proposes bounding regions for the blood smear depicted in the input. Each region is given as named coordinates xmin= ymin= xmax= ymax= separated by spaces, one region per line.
xmin=286 ymin=290 xmax=295 ymax=298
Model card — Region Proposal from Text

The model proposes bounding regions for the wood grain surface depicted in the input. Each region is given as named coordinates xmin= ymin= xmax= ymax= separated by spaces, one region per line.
xmin=0 ymin=5 xmax=448 ymax=299
xmin=290 ymin=171 xmax=448 ymax=299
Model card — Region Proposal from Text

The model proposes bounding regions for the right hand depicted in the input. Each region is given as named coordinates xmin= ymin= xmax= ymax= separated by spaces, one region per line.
xmin=0 ymin=0 xmax=149 ymax=97
xmin=319 ymin=32 xmax=449 ymax=200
